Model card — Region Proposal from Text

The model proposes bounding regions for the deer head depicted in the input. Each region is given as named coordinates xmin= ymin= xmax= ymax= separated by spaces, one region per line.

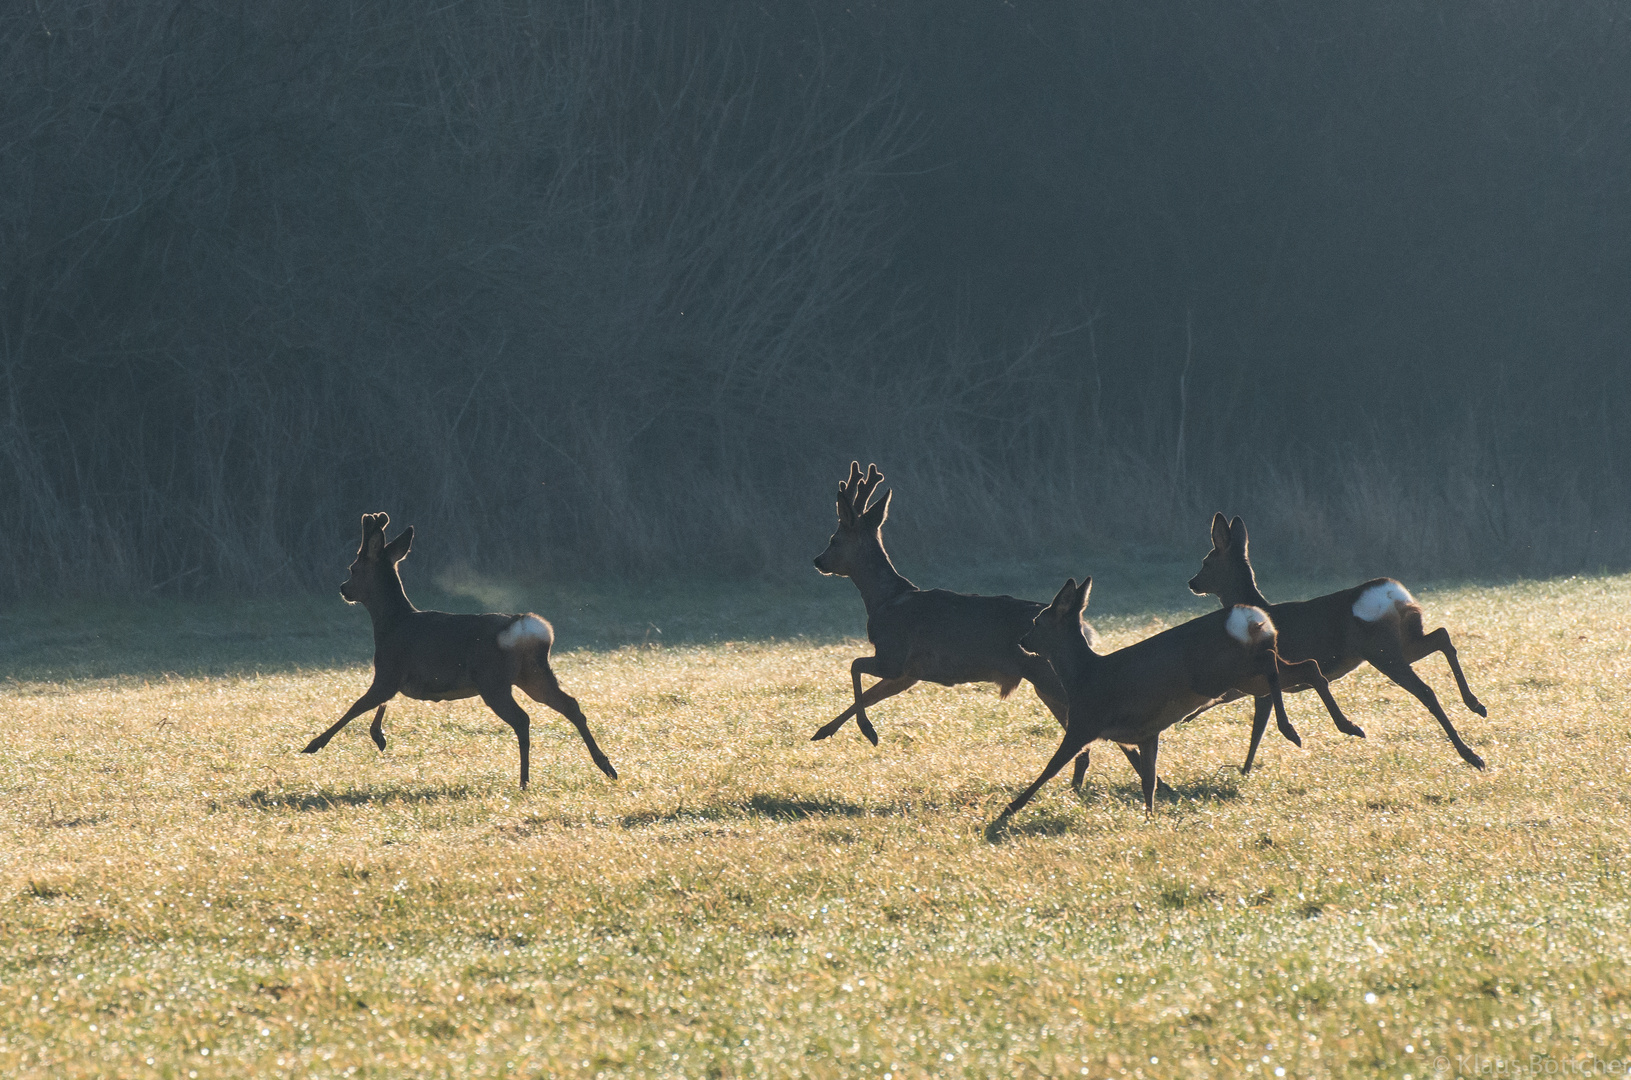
xmin=340 ymin=512 xmax=414 ymax=608
xmin=1188 ymin=513 xmax=1254 ymax=599
xmin=812 ymin=461 xmax=891 ymax=578
xmin=1021 ymin=576 xmax=1093 ymax=659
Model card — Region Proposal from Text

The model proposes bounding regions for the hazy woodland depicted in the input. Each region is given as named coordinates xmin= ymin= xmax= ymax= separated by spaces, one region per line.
xmin=3 ymin=0 xmax=1629 ymax=596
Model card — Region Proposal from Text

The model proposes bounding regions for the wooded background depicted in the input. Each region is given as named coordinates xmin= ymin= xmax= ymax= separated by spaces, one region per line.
xmin=3 ymin=1 xmax=1627 ymax=595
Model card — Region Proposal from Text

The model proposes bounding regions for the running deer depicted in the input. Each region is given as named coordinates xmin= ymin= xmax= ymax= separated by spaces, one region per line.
xmin=1188 ymin=513 xmax=1488 ymax=772
xmin=300 ymin=513 xmax=617 ymax=788
xmin=995 ymin=576 xmax=1344 ymax=823
xmin=811 ymin=462 xmax=1089 ymax=778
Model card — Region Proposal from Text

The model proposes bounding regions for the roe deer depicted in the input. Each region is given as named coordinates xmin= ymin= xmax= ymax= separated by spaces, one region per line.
xmin=300 ymin=513 xmax=617 ymax=788
xmin=810 ymin=463 xmax=1093 ymax=781
xmin=995 ymin=576 xmax=1345 ymax=823
xmin=1188 ymin=513 xmax=1488 ymax=772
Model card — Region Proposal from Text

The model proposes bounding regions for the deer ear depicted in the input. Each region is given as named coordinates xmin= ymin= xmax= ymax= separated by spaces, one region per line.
xmin=1229 ymin=516 xmax=1249 ymax=556
xmin=385 ymin=525 xmax=414 ymax=563
xmin=1075 ymin=576 xmax=1093 ymax=612
xmin=1050 ymin=578 xmax=1078 ymax=609
xmin=1210 ymin=512 xmax=1230 ymax=550
xmin=860 ymin=487 xmax=891 ymax=529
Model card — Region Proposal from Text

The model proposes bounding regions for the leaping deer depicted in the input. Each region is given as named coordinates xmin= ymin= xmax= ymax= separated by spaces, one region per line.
xmin=300 ymin=513 xmax=617 ymax=789
xmin=1188 ymin=513 xmax=1487 ymax=772
xmin=811 ymin=463 xmax=1100 ymax=784
xmin=995 ymin=576 xmax=1345 ymax=823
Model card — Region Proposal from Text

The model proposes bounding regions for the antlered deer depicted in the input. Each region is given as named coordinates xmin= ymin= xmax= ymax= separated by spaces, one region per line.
xmin=811 ymin=463 xmax=1095 ymax=781
xmin=300 ymin=513 xmax=617 ymax=788
xmin=1188 ymin=513 xmax=1487 ymax=772
xmin=995 ymin=576 xmax=1347 ymax=823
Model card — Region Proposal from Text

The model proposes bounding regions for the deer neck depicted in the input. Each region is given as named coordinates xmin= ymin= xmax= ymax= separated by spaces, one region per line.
xmin=363 ymin=574 xmax=417 ymax=635
xmin=1041 ymin=625 xmax=1103 ymax=690
xmin=1216 ymin=559 xmax=1271 ymax=610
xmin=848 ymin=540 xmax=916 ymax=616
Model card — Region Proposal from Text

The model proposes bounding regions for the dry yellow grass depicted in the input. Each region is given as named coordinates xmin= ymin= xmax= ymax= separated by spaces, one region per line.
xmin=2 ymin=575 xmax=1629 ymax=1078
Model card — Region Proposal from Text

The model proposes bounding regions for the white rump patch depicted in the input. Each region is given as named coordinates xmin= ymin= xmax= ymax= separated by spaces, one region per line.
xmin=1352 ymin=581 xmax=1415 ymax=622
xmin=1226 ymin=605 xmax=1275 ymax=644
xmin=497 ymin=614 xmax=554 ymax=650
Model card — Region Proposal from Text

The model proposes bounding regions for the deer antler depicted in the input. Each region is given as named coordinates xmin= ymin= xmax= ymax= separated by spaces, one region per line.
xmin=852 ymin=463 xmax=885 ymax=515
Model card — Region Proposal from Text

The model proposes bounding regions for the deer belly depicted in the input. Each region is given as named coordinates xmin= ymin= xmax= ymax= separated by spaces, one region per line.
xmin=399 ymin=675 xmax=481 ymax=702
xmin=1098 ymin=694 xmax=1218 ymax=743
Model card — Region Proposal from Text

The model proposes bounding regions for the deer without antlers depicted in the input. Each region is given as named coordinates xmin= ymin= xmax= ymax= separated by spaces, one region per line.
xmin=811 ymin=462 xmax=1089 ymax=777
xmin=995 ymin=576 xmax=1346 ymax=824
xmin=300 ymin=513 xmax=617 ymax=789
xmin=1188 ymin=513 xmax=1488 ymax=772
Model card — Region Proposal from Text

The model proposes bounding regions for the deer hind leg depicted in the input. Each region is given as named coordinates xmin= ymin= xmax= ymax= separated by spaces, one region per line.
xmin=369 ymin=705 xmax=388 ymax=751
xmin=1368 ymin=651 xmax=1487 ymax=770
xmin=1405 ymin=626 xmax=1487 ymax=717
xmin=520 ymin=667 xmax=618 ymax=780
xmin=303 ymin=682 xmax=396 ymax=754
xmin=811 ymin=676 xmax=916 ymax=743
xmin=1240 ymin=695 xmax=1278 ymax=775
xmin=1280 ymin=656 xmax=1364 ymax=739
xmin=479 ymin=685 xmax=535 ymax=789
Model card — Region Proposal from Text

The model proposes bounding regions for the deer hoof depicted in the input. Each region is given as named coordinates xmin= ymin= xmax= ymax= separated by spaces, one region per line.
xmin=301 ymin=739 xmax=324 ymax=754
xmin=1460 ymin=746 xmax=1487 ymax=770
xmin=1467 ymin=699 xmax=1488 ymax=718
xmin=1337 ymin=720 xmax=1366 ymax=738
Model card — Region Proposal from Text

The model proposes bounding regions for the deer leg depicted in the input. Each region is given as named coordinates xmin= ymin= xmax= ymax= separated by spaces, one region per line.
xmin=303 ymin=682 xmax=396 ymax=754
xmin=479 ymin=686 xmax=534 ymax=789
xmin=1240 ymin=695 xmax=1276 ymax=775
xmin=1407 ymin=627 xmax=1488 ymax=717
xmin=810 ymin=676 xmax=916 ymax=742
xmin=523 ymin=671 xmax=618 ymax=780
xmin=846 ymin=656 xmax=899 ymax=747
xmin=1071 ymin=746 xmax=1091 ymax=790
xmin=1279 ymin=656 xmax=1363 ymax=739
xmin=995 ymin=728 xmax=1094 ymax=823
xmin=1369 ymin=655 xmax=1487 ymax=770
xmin=368 ymin=705 xmax=388 ymax=751
xmin=1021 ymin=653 xmax=1091 ymax=789
xmin=1120 ymin=737 xmax=1160 ymax=816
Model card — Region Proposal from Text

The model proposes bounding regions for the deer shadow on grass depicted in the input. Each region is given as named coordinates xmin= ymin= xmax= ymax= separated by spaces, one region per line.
xmin=621 ymin=792 xmax=869 ymax=829
xmin=241 ymin=784 xmax=479 ymax=812
xmin=985 ymin=773 xmax=1242 ymax=842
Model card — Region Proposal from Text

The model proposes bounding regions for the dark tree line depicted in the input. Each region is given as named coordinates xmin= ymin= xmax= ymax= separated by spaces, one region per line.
xmin=2 ymin=0 xmax=1627 ymax=596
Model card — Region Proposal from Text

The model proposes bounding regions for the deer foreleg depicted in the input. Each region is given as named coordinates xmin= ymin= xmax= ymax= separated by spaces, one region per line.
xmin=995 ymin=728 xmax=1094 ymax=823
xmin=526 ymin=673 xmax=618 ymax=780
xmin=369 ymin=704 xmax=388 ymax=751
xmin=810 ymin=676 xmax=916 ymax=742
xmin=839 ymin=657 xmax=896 ymax=746
xmin=1408 ymin=627 xmax=1488 ymax=717
xmin=303 ymin=683 xmax=396 ymax=754
xmin=1125 ymin=736 xmax=1160 ymax=816
xmin=1070 ymin=747 xmax=1091 ymax=790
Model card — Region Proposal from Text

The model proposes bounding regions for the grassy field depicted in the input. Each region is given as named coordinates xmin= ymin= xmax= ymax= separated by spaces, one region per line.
xmin=2 ymin=567 xmax=1628 ymax=1078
